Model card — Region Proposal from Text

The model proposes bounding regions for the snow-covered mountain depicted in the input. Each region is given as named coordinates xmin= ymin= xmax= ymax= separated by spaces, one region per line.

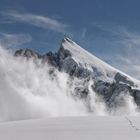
xmin=14 ymin=37 xmax=140 ymax=115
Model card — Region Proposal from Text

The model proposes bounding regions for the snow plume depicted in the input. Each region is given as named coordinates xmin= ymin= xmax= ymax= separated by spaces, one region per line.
xmin=0 ymin=45 xmax=139 ymax=121
xmin=108 ymin=92 xmax=139 ymax=116
xmin=0 ymin=45 xmax=87 ymax=121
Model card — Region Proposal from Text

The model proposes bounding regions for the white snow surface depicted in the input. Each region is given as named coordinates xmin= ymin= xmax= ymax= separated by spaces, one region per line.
xmin=0 ymin=116 xmax=140 ymax=140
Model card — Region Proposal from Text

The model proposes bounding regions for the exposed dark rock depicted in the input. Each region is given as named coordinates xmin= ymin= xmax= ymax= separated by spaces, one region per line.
xmin=42 ymin=52 xmax=58 ymax=66
xmin=15 ymin=48 xmax=41 ymax=59
xmin=74 ymin=87 xmax=89 ymax=98
xmin=58 ymin=46 xmax=72 ymax=60
xmin=132 ymin=89 xmax=140 ymax=106
xmin=115 ymin=72 xmax=134 ymax=86
xmin=14 ymin=49 xmax=24 ymax=56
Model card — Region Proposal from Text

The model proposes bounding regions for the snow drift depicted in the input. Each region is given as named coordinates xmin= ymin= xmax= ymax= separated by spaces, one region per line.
xmin=0 ymin=37 xmax=140 ymax=121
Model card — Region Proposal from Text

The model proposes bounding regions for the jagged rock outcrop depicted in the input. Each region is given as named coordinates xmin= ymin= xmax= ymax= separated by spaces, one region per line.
xmin=115 ymin=72 xmax=134 ymax=86
xmin=15 ymin=48 xmax=41 ymax=59
xmin=14 ymin=37 xmax=140 ymax=109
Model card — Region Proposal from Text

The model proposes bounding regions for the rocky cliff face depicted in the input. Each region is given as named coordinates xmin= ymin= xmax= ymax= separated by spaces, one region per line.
xmin=14 ymin=37 xmax=140 ymax=111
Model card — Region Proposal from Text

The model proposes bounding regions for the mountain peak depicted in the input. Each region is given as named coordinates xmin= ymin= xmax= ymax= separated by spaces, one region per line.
xmin=62 ymin=37 xmax=75 ymax=44
xmin=60 ymin=37 xmax=119 ymax=78
xmin=61 ymin=37 xmax=79 ymax=51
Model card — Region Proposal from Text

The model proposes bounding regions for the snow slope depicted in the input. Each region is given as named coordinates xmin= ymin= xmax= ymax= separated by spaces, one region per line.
xmin=61 ymin=37 xmax=140 ymax=86
xmin=62 ymin=37 xmax=117 ymax=74
xmin=0 ymin=116 xmax=140 ymax=140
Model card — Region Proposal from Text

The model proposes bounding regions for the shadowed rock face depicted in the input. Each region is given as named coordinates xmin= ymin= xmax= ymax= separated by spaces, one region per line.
xmin=14 ymin=38 xmax=140 ymax=109
xmin=15 ymin=45 xmax=91 ymax=78
xmin=15 ymin=48 xmax=41 ymax=59
xmin=115 ymin=72 xmax=134 ymax=86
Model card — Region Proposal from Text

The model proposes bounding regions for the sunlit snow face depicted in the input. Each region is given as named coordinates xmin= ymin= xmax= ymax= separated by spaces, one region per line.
xmin=0 ymin=45 xmax=139 ymax=121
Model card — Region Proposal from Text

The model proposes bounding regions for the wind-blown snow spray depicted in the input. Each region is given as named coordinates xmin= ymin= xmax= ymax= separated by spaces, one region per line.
xmin=0 ymin=45 xmax=139 ymax=121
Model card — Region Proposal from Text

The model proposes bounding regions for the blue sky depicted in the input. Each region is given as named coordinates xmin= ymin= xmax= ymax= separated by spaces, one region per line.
xmin=0 ymin=0 xmax=140 ymax=79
